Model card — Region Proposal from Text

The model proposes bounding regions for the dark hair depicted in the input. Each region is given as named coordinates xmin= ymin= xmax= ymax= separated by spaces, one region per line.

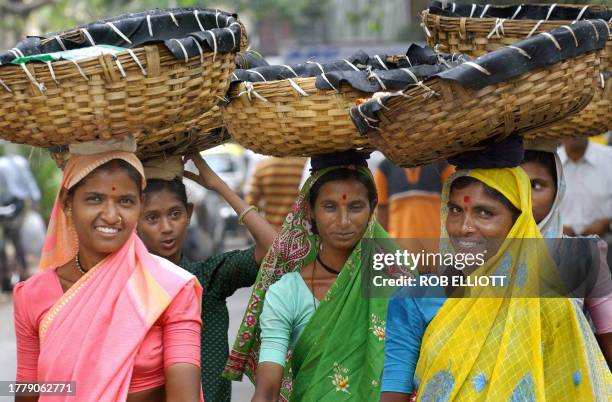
xmin=522 ymin=150 xmax=557 ymax=189
xmin=450 ymin=176 xmax=521 ymax=222
xmin=68 ymin=159 xmax=143 ymax=198
xmin=144 ymin=178 xmax=188 ymax=206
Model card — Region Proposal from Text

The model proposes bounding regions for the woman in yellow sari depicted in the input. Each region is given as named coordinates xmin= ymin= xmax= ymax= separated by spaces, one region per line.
xmin=382 ymin=162 xmax=611 ymax=401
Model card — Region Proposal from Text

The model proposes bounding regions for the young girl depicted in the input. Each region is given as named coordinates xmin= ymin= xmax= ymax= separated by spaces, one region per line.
xmin=137 ymin=153 xmax=276 ymax=402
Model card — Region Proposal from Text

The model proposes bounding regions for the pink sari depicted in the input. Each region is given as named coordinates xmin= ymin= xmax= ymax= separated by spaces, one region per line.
xmin=34 ymin=152 xmax=202 ymax=401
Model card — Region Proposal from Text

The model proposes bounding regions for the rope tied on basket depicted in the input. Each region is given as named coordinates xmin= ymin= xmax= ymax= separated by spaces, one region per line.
xmin=194 ymin=10 xmax=205 ymax=31
xmin=287 ymin=78 xmax=309 ymax=96
xmin=479 ymin=4 xmax=491 ymax=19
xmin=527 ymin=20 xmax=545 ymax=38
xmin=71 ymin=60 xmax=88 ymax=80
xmin=433 ymin=45 xmax=452 ymax=68
xmin=343 ymin=59 xmax=360 ymax=71
xmin=585 ymin=20 xmax=601 ymax=41
xmin=399 ymin=68 xmax=436 ymax=98
xmin=169 ymin=12 xmax=179 ymax=27
xmin=307 ymin=61 xmax=338 ymax=92
xmin=571 ymin=5 xmax=590 ymax=24
xmin=80 ymin=28 xmax=96 ymax=46
xmin=510 ymin=5 xmax=522 ymax=20
xmin=541 ymin=32 xmax=562 ymax=50
xmin=223 ymin=27 xmax=237 ymax=49
xmin=207 ymin=30 xmax=217 ymax=62
xmin=106 ymin=22 xmax=132 ymax=44
xmin=367 ymin=67 xmax=387 ymax=91
xmin=0 ymin=77 xmax=11 ymax=92
xmin=114 ymin=57 xmax=126 ymax=78
xmin=353 ymin=102 xmax=380 ymax=130
xmin=559 ymin=26 xmax=579 ymax=47
xmin=238 ymin=81 xmax=268 ymax=102
xmin=487 ymin=18 xmax=506 ymax=39
xmin=246 ymin=69 xmax=267 ymax=82
xmin=121 ymin=49 xmax=149 ymax=77
xmin=463 ymin=61 xmax=491 ymax=76
xmin=20 ymin=64 xmax=45 ymax=93
xmin=46 ymin=61 xmax=59 ymax=83
xmin=373 ymin=55 xmax=389 ymax=70
xmin=53 ymin=36 xmax=67 ymax=51
xmin=8 ymin=48 xmax=23 ymax=60
xmin=147 ymin=15 xmax=153 ymax=37
xmin=469 ymin=4 xmax=477 ymax=18
xmin=282 ymin=65 xmax=299 ymax=78
xmin=170 ymin=38 xmax=190 ymax=63
xmin=191 ymin=37 xmax=205 ymax=64
xmin=215 ymin=9 xmax=221 ymax=28
xmin=545 ymin=4 xmax=558 ymax=21
xmin=421 ymin=21 xmax=432 ymax=38
xmin=506 ymin=45 xmax=531 ymax=59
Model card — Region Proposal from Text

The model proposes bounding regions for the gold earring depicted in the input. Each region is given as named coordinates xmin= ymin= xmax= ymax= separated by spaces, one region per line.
xmin=65 ymin=207 xmax=72 ymax=217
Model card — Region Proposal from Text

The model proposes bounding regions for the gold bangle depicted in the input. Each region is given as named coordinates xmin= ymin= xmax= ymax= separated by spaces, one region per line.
xmin=238 ymin=205 xmax=258 ymax=225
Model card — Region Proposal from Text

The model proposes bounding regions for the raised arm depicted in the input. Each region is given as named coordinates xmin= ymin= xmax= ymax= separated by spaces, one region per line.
xmin=184 ymin=153 xmax=277 ymax=262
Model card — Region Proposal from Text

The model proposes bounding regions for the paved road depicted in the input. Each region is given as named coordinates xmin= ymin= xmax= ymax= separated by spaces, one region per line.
xmin=0 ymin=236 xmax=256 ymax=401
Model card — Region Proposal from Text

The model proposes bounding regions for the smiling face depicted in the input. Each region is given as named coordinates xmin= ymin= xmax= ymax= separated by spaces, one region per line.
xmin=138 ymin=188 xmax=192 ymax=264
xmin=311 ymin=180 xmax=372 ymax=252
xmin=64 ymin=167 xmax=142 ymax=264
xmin=521 ymin=161 xmax=556 ymax=224
xmin=445 ymin=181 xmax=515 ymax=259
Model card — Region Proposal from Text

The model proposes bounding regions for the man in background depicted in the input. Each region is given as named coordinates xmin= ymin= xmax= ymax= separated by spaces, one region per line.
xmin=0 ymin=155 xmax=41 ymax=290
xmin=375 ymin=159 xmax=453 ymax=270
xmin=559 ymin=137 xmax=612 ymax=238
xmin=246 ymin=157 xmax=306 ymax=229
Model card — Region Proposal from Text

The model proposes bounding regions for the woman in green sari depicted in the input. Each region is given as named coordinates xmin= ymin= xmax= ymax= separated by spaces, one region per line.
xmin=224 ymin=152 xmax=388 ymax=401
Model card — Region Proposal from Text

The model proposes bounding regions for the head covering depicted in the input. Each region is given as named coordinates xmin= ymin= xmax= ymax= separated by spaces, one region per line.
xmin=310 ymin=150 xmax=369 ymax=172
xmin=142 ymin=156 xmax=184 ymax=181
xmin=39 ymin=140 xmax=145 ymax=271
xmin=224 ymin=165 xmax=388 ymax=401
xmin=68 ymin=135 xmax=137 ymax=155
xmin=447 ymin=134 xmax=524 ymax=170
xmin=523 ymin=139 xmax=565 ymax=238
xmin=413 ymin=167 xmax=611 ymax=401
xmin=34 ymin=138 xmax=202 ymax=401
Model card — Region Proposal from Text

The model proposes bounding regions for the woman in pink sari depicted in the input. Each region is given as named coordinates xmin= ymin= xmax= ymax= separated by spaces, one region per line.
xmin=13 ymin=138 xmax=203 ymax=402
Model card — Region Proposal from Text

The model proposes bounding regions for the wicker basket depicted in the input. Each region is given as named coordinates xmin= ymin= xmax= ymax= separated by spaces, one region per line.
xmin=49 ymin=106 xmax=228 ymax=168
xmin=222 ymin=78 xmax=374 ymax=156
xmin=362 ymin=50 xmax=602 ymax=167
xmin=422 ymin=4 xmax=610 ymax=56
xmin=0 ymin=9 xmax=245 ymax=147
xmin=422 ymin=4 xmax=611 ymax=138
xmin=138 ymin=106 xmax=230 ymax=160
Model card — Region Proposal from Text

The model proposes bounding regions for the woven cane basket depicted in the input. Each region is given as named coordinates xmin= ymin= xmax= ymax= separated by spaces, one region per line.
xmin=362 ymin=50 xmax=602 ymax=167
xmin=49 ymin=106 xmax=228 ymax=168
xmin=422 ymin=4 xmax=612 ymax=138
xmin=0 ymin=8 xmax=245 ymax=147
xmin=222 ymin=78 xmax=373 ymax=156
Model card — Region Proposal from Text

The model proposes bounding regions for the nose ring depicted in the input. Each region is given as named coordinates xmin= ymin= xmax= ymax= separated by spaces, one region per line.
xmin=118 ymin=216 xmax=123 ymax=225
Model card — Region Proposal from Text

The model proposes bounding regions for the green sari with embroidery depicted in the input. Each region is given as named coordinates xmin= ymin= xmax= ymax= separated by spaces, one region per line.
xmin=224 ymin=165 xmax=389 ymax=401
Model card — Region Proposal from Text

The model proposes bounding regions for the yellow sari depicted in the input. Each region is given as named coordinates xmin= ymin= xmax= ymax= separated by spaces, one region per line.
xmin=415 ymin=167 xmax=611 ymax=401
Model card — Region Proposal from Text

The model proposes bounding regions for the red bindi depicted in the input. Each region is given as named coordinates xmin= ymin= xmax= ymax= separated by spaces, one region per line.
xmin=463 ymin=195 xmax=470 ymax=203
xmin=112 ymin=186 xmax=116 ymax=192
xmin=342 ymin=194 xmax=347 ymax=201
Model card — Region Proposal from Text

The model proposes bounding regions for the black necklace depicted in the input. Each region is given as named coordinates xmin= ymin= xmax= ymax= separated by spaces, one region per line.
xmin=316 ymin=254 xmax=341 ymax=275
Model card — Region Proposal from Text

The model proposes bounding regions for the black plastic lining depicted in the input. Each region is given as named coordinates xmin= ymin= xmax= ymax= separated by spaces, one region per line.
xmin=0 ymin=8 xmax=241 ymax=65
xmin=351 ymin=20 xmax=609 ymax=136
xmin=230 ymin=44 xmax=469 ymax=93
xmin=429 ymin=1 xmax=611 ymax=21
